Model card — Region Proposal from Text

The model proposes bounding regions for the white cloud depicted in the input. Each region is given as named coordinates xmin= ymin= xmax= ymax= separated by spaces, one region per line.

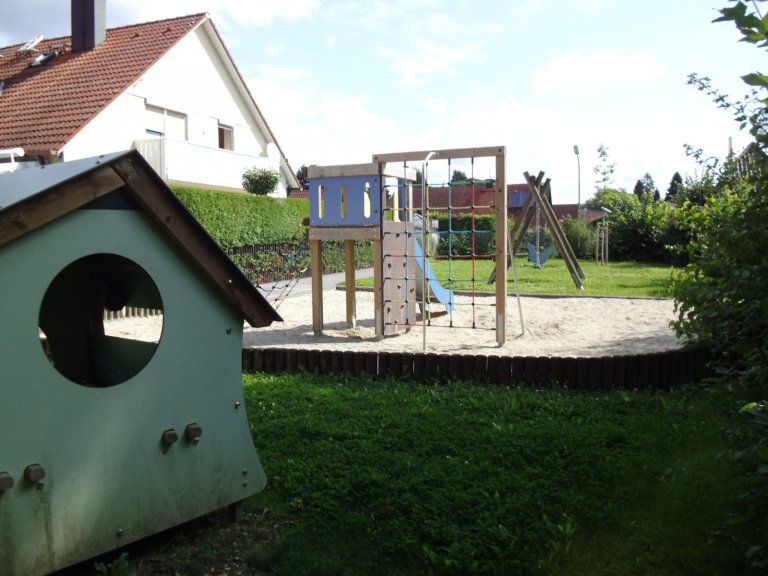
xmin=532 ymin=48 xmax=665 ymax=96
xmin=379 ymin=39 xmax=485 ymax=85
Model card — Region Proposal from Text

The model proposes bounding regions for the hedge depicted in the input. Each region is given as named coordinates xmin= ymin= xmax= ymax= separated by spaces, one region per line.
xmin=173 ymin=187 xmax=373 ymax=282
xmin=173 ymin=187 xmax=308 ymax=248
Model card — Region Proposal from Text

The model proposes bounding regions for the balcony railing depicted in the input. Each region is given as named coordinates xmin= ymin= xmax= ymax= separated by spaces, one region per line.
xmin=134 ymin=137 xmax=278 ymax=192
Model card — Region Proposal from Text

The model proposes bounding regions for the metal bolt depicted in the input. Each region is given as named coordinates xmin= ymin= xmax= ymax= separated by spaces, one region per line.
xmin=161 ymin=429 xmax=179 ymax=447
xmin=0 ymin=472 xmax=14 ymax=492
xmin=185 ymin=422 xmax=203 ymax=444
xmin=23 ymin=464 xmax=45 ymax=485
xmin=226 ymin=327 xmax=232 ymax=335
xmin=116 ymin=529 xmax=124 ymax=538
xmin=242 ymin=469 xmax=248 ymax=476
xmin=234 ymin=401 xmax=241 ymax=409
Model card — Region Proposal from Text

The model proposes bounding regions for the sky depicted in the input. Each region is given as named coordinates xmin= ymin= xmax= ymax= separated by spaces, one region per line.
xmin=1 ymin=0 xmax=764 ymax=204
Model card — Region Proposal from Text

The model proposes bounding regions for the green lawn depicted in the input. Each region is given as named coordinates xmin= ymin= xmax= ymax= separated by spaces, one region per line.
xmin=236 ymin=373 xmax=753 ymax=576
xmin=357 ymin=257 xmax=676 ymax=298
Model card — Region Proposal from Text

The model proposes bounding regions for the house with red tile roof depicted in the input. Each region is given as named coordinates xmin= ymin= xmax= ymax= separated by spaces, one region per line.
xmin=0 ymin=0 xmax=300 ymax=195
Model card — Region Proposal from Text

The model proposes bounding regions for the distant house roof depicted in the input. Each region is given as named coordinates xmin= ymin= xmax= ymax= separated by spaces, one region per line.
xmin=0 ymin=149 xmax=282 ymax=327
xmin=0 ymin=12 xmax=300 ymax=189
xmin=0 ymin=14 xmax=208 ymax=155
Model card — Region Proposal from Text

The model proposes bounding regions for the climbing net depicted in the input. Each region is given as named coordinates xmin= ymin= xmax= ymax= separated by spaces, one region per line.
xmin=372 ymin=147 xmax=511 ymax=346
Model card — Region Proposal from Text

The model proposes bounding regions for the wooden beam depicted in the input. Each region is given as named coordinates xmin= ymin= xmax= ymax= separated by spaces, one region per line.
xmin=372 ymin=145 xmax=505 ymax=164
xmin=344 ymin=240 xmax=356 ymax=328
xmin=523 ymin=172 xmax=585 ymax=289
xmin=311 ymin=239 xmax=324 ymax=334
xmin=308 ymin=226 xmax=380 ymax=241
xmin=0 ymin=165 xmax=124 ymax=249
xmin=308 ymin=163 xmax=417 ymax=180
xmin=495 ymin=153 xmax=507 ymax=346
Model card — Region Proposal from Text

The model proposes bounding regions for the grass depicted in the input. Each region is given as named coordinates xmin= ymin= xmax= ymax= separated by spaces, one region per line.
xmin=98 ymin=373 xmax=758 ymax=576
xmin=237 ymin=374 xmax=753 ymax=576
xmin=71 ymin=261 xmax=757 ymax=575
xmin=357 ymin=257 xmax=676 ymax=298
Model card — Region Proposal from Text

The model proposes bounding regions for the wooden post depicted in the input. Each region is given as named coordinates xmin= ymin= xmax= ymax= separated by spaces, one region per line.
xmin=495 ymin=152 xmax=507 ymax=346
xmin=344 ymin=239 xmax=356 ymax=328
xmin=311 ymin=239 xmax=323 ymax=334
xmin=374 ymin=237 xmax=384 ymax=337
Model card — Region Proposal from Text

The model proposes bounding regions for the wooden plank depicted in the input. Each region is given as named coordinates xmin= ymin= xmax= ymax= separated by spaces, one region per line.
xmin=311 ymin=239 xmax=323 ymax=334
xmin=495 ymin=152 xmax=507 ymax=346
xmin=372 ymin=146 xmax=505 ymax=164
xmin=0 ymin=164 xmax=124 ymax=249
xmin=523 ymin=172 xmax=584 ymax=290
xmin=512 ymin=356 xmax=526 ymax=384
xmin=309 ymin=227 xmax=380 ymax=240
xmin=242 ymin=349 xmax=254 ymax=372
xmin=344 ymin=240 xmax=356 ymax=328
xmin=373 ymin=237 xmax=384 ymax=337
xmin=308 ymin=163 xmax=417 ymax=180
xmin=342 ymin=350 xmax=356 ymax=374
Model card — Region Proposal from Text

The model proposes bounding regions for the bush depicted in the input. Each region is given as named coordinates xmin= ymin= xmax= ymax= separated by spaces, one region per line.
xmin=561 ymin=217 xmax=596 ymax=259
xmin=605 ymin=191 xmax=676 ymax=262
xmin=173 ymin=187 xmax=308 ymax=248
xmin=432 ymin=213 xmax=496 ymax=257
xmin=242 ymin=167 xmax=280 ymax=196
xmin=673 ymin=176 xmax=768 ymax=388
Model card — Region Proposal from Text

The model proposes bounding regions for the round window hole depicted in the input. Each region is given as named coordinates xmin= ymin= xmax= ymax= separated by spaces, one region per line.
xmin=38 ymin=254 xmax=164 ymax=387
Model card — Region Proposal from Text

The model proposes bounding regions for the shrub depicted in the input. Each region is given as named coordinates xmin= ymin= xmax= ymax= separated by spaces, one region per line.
xmin=173 ymin=187 xmax=308 ymax=248
xmin=605 ymin=191 xmax=676 ymax=262
xmin=242 ymin=167 xmax=280 ymax=196
xmin=432 ymin=213 xmax=496 ymax=257
xmin=561 ymin=216 xmax=596 ymax=259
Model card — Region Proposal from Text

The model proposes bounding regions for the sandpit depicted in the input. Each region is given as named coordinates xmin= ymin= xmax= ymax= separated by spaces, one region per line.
xmin=107 ymin=288 xmax=682 ymax=358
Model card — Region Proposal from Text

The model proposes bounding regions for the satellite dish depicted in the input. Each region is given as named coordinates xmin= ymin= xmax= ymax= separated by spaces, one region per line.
xmin=266 ymin=143 xmax=280 ymax=163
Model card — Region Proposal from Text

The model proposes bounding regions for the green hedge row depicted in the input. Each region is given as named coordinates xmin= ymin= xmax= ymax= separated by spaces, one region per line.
xmin=173 ymin=187 xmax=373 ymax=282
xmin=173 ymin=187 xmax=309 ymax=248
xmin=432 ymin=213 xmax=499 ymax=257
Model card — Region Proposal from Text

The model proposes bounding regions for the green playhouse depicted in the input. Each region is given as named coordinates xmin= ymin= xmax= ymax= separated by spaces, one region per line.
xmin=0 ymin=150 xmax=280 ymax=574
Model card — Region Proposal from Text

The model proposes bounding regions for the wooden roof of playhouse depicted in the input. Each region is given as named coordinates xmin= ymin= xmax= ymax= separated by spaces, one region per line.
xmin=0 ymin=149 xmax=281 ymax=327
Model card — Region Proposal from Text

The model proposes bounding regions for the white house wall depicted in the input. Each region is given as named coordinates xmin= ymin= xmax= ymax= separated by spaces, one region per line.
xmin=62 ymin=23 xmax=290 ymax=195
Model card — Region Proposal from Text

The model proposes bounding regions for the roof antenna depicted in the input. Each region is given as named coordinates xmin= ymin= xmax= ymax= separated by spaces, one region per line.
xmin=17 ymin=35 xmax=45 ymax=55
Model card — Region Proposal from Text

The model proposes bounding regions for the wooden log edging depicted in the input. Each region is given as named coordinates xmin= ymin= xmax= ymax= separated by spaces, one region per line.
xmin=242 ymin=346 xmax=712 ymax=389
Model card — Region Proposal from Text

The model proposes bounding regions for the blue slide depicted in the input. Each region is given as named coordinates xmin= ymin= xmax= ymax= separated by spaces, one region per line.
xmin=412 ymin=237 xmax=455 ymax=314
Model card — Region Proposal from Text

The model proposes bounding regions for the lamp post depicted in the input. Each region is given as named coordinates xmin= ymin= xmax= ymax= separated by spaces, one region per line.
xmin=573 ymin=145 xmax=581 ymax=219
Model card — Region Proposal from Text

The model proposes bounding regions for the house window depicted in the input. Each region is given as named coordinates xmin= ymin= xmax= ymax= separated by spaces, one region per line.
xmin=145 ymin=105 xmax=187 ymax=140
xmin=39 ymin=254 xmax=164 ymax=387
xmin=218 ymin=124 xmax=233 ymax=150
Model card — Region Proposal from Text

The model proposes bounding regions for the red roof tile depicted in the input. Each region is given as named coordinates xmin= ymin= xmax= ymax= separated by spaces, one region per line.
xmin=0 ymin=14 xmax=207 ymax=155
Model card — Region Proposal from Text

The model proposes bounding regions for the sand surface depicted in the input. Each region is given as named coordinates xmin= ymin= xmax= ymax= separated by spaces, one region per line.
xmin=107 ymin=287 xmax=682 ymax=358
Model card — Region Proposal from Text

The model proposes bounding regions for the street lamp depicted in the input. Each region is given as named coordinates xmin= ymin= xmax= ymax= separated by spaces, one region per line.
xmin=573 ymin=145 xmax=581 ymax=219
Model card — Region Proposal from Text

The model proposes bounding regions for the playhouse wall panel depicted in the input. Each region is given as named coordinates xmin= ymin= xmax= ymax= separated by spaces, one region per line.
xmin=0 ymin=208 xmax=264 ymax=575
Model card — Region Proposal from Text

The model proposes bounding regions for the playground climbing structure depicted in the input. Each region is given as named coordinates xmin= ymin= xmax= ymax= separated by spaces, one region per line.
xmin=308 ymin=146 xmax=512 ymax=347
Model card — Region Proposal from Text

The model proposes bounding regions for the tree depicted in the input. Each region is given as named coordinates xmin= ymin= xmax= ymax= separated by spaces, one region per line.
xmin=593 ymin=144 xmax=616 ymax=192
xmin=642 ymin=173 xmax=660 ymax=201
xmin=585 ymin=187 xmax=625 ymax=211
xmin=451 ymin=169 xmax=468 ymax=183
xmin=666 ymin=171 xmax=683 ymax=202
xmin=633 ymin=179 xmax=645 ymax=199
xmin=242 ymin=167 xmax=280 ymax=195
xmin=296 ymin=165 xmax=309 ymax=190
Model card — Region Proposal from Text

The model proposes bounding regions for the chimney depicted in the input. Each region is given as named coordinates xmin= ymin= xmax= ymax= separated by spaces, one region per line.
xmin=71 ymin=0 xmax=106 ymax=52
